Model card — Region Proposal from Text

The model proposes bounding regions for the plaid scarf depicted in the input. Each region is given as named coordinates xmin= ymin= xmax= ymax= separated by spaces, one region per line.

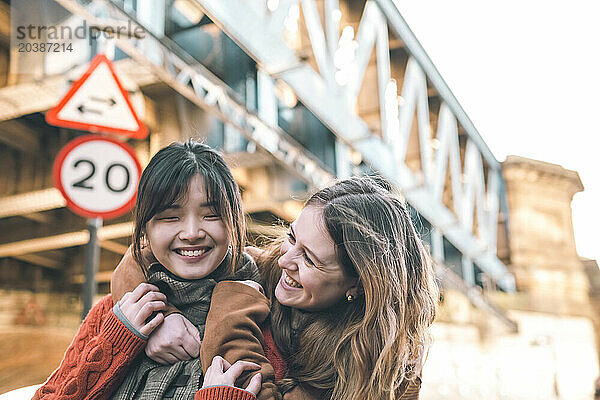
xmin=110 ymin=251 xmax=260 ymax=400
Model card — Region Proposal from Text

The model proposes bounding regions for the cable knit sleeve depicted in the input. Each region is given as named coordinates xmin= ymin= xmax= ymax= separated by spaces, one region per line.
xmin=195 ymin=386 xmax=256 ymax=400
xmin=32 ymin=294 xmax=146 ymax=400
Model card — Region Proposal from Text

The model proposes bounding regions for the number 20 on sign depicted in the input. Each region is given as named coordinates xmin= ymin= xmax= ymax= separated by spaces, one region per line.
xmin=53 ymin=135 xmax=142 ymax=219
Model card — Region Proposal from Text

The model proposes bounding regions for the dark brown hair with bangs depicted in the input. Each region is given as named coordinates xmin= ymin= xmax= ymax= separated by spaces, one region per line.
xmin=132 ymin=139 xmax=245 ymax=275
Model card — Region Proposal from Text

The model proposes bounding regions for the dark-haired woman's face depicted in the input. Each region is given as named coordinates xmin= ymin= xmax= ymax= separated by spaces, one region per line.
xmin=145 ymin=175 xmax=230 ymax=279
xmin=275 ymin=206 xmax=356 ymax=311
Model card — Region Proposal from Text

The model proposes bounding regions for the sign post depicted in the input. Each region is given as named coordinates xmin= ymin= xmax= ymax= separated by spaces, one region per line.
xmin=53 ymin=135 xmax=142 ymax=317
xmin=83 ymin=217 xmax=102 ymax=319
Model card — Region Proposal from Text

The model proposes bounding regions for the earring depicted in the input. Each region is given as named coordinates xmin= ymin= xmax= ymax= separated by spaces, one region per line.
xmin=346 ymin=294 xmax=355 ymax=302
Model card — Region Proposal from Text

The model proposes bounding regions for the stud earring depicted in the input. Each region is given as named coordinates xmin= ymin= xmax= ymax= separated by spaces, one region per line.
xmin=346 ymin=294 xmax=355 ymax=302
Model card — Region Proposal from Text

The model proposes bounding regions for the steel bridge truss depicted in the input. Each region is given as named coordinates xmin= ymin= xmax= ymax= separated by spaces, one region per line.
xmin=194 ymin=0 xmax=516 ymax=293
xmin=52 ymin=0 xmax=515 ymax=298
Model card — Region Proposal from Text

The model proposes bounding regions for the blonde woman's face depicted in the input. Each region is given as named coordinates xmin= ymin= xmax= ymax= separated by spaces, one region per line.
xmin=275 ymin=206 xmax=356 ymax=311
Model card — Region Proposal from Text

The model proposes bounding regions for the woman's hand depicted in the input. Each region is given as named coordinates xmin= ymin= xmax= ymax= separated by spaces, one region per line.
xmin=145 ymin=313 xmax=201 ymax=364
xmin=203 ymin=356 xmax=262 ymax=395
xmin=119 ymin=283 xmax=166 ymax=337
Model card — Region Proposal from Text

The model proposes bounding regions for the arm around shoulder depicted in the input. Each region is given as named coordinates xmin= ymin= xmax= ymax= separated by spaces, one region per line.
xmin=200 ymin=281 xmax=272 ymax=369
xmin=200 ymin=281 xmax=278 ymax=400
xmin=199 ymin=282 xmax=327 ymax=400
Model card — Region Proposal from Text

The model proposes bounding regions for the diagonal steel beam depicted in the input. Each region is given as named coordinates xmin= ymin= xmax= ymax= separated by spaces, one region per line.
xmin=436 ymin=263 xmax=518 ymax=333
xmin=0 ymin=188 xmax=66 ymax=219
xmin=99 ymin=240 xmax=129 ymax=255
xmin=189 ymin=0 xmax=514 ymax=291
xmin=195 ymin=0 xmax=370 ymax=143
xmin=13 ymin=254 xmax=64 ymax=269
xmin=53 ymin=0 xmax=334 ymax=189
xmin=375 ymin=0 xmax=499 ymax=169
xmin=0 ymin=222 xmax=133 ymax=257
xmin=72 ymin=270 xmax=113 ymax=284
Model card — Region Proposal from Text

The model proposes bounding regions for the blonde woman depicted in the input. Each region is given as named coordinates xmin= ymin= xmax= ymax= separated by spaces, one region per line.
xmin=190 ymin=176 xmax=439 ymax=400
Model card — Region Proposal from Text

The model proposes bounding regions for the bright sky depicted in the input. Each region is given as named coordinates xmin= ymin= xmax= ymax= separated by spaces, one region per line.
xmin=395 ymin=0 xmax=600 ymax=263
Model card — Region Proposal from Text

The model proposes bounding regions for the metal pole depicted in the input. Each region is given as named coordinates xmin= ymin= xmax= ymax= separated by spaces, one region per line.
xmin=82 ymin=217 xmax=102 ymax=319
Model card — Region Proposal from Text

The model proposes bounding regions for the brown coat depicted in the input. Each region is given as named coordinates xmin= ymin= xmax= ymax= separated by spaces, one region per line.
xmin=199 ymin=281 xmax=320 ymax=400
xmin=111 ymin=252 xmax=421 ymax=399
xmin=111 ymin=251 xmax=320 ymax=399
xmin=200 ymin=281 xmax=421 ymax=400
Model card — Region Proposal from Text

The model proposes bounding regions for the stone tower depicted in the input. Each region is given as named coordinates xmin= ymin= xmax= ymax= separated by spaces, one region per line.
xmin=502 ymin=155 xmax=590 ymax=317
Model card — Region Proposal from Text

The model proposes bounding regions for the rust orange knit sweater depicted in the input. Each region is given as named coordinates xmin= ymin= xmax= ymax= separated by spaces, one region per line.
xmin=32 ymin=287 xmax=419 ymax=400
xmin=32 ymin=293 xmax=286 ymax=400
xmin=33 ymin=295 xmax=146 ymax=400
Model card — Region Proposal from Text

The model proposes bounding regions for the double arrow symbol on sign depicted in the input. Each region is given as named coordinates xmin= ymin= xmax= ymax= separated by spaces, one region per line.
xmin=77 ymin=96 xmax=117 ymax=115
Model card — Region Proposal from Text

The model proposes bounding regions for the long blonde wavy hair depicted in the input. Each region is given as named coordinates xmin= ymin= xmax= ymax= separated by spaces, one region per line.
xmin=258 ymin=176 xmax=439 ymax=400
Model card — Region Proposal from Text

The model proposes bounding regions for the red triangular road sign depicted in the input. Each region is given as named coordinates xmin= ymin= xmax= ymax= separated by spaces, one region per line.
xmin=46 ymin=54 xmax=148 ymax=139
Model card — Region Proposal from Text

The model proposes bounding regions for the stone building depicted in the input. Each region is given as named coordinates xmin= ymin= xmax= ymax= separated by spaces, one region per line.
xmin=420 ymin=156 xmax=599 ymax=399
xmin=503 ymin=156 xmax=590 ymax=317
xmin=504 ymin=156 xmax=600 ymax=373
xmin=585 ymin=258 xmax=600 ymax=363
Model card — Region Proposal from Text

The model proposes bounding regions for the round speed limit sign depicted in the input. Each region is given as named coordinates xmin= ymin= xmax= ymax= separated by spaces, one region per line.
xmin=53 ymin=135 xmax=142 ymax=219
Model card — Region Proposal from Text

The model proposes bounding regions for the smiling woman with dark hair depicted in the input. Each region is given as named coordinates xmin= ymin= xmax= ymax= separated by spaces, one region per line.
xmin=33 ymin=140 xmax=260 ymax=400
